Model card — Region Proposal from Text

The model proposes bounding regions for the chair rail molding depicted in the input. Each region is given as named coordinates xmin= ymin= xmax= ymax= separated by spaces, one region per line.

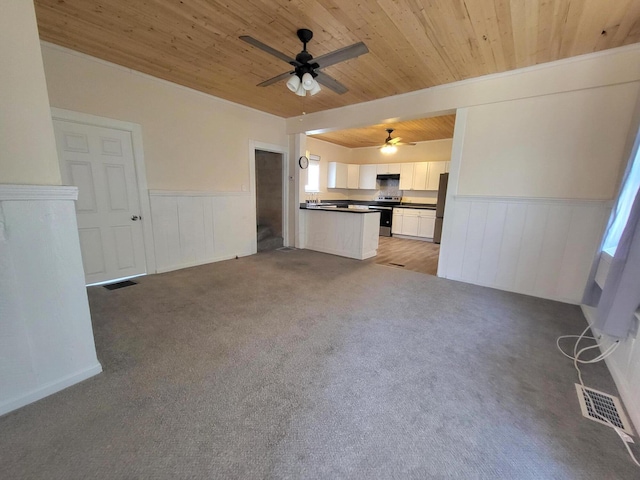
xmin=0 ymin=184 xmax=78 ymax=201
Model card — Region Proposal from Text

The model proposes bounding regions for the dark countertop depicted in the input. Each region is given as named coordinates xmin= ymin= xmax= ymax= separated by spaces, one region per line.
xmin=301 ymin=201 xmax=437 ymax=211
xmin=395 ymin=203 xmax=437 ymax=210
xmin=300 ymin=204 xmax=380 ymax=214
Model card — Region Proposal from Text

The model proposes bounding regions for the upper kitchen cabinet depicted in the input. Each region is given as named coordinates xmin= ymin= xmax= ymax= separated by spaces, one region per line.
xmin=400 ymin=163 xmax=414 ymax=190
xmin=347 ymin=164 xmax=360 ymax=189
xmin=412 ymin=162 xmax=429 ymax=190
xmin=426 ymin=161 xmax=448 ymax=190
xmin=377 ymin=164 xmax=401 ymax=175
xmin=359 ymin=164 xmax=378 ymax=189
xmin=327 ymin=162 xmax=348 ymax=189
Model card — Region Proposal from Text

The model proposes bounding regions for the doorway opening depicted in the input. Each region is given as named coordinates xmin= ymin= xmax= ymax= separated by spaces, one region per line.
xmin=255 ymin=150 xmax=284 ymax=251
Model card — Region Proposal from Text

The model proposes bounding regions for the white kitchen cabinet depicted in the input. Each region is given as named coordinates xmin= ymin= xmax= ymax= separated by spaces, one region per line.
xmin=401 ymin=209 xmax=419 ymax=236
xmin=393 ymin=208 xmax=435 ymax=239
xmin=392 ymin=208 xmax=403 ymax=234
xmin=388 ymin=163 xmax=401 ymax=174
xmin=327 ymin=162 xmax=348 ymax=189
xmin=417 ymin=209 xmax=436 ymax=238
xmin=426 ymin=161 xmax=448 ymax=190
xmin=400 ymin=163 xmax=414 ymax=190
xmin=412 ymin=162 xmax=429 ymax=190
xmin=359 ymin=164 xmax=378 ymax=189
xmin=376 ymin=163 xmax=401 ymax=175
xmin=347 ymin=164 xmax=360 ymax=189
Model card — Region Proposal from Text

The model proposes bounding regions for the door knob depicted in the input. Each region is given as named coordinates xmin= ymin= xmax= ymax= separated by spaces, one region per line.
xmin=131 ymin=215 xmax=140 ymax=221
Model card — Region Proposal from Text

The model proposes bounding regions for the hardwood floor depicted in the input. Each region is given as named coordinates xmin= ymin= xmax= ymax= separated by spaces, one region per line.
xmin=373 ymin=236 xmax=440 ymax=276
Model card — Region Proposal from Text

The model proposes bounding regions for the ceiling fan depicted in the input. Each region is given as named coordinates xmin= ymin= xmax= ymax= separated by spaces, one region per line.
xmin=380 ymin=128 xmax=415 ymax=154
xmin=239 ymin=29 xmax=368 ymax=96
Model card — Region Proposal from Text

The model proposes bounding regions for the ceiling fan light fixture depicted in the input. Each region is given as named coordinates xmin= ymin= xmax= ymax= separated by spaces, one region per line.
xmin=381 ymin=144 xmax=397 ymax=155
xmin=309 ymin=80 xmax=321 ymax=96
xmin=295 ymin=82 xmax=307 ymax=96
xmin=301 ymin=72 xmax=315 ymax=90
xmin=286 ymin=74 xmax=301 ymax=92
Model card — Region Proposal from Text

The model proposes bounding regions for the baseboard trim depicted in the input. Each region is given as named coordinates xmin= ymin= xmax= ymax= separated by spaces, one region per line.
xmin=443 ymin=273 xmax=580 ymax=305
xmin=391 ymin=234 xmax=433 ymax=242
xmin=0 ymin=363 xmax=103 ymax=417
xmin=155 ymin=252 xmax=252 ymax=274
xmin=580 ymin=305 xmax=640 ymax=434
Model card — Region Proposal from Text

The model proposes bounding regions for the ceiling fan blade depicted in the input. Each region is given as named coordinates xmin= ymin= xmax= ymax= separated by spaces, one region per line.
xmin=257 ymin=71 xmax=294 ymax=87
xmin=239 ymin=35 xmax=300 ymax=66
xmin=395 ymin=142 xmax=416 ymax=146
xmin=314 ymin=42 xmax=369 ymax=69
xmin=315 ymin=71 xmax=348 ymax=94
xmin=389 ymin=138 xmax=402 ymax=144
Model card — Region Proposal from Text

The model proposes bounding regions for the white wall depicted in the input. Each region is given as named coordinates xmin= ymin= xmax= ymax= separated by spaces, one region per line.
xmin=1 ymin=3 xmax=100 ymax=416
xmin=0 ymin=2 xmax=60 ymax=185
xmin=304 ymin=137 xmax=352 ymax=201
xmin=586 ymin=301 xmax=640 ymax=434
xmin=458 ymin=84 xmax=639 ymax=199
xmin=41 ymin=43 xmax=293 ymax=265
xmin=41 ymin=43 xmax=287 ymax=192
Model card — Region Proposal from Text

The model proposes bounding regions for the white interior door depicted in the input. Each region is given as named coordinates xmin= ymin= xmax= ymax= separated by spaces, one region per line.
xmin=54 ymin=120 xmax=147 ymax=285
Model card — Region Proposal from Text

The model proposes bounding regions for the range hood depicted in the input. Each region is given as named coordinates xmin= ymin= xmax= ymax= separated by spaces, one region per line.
xmin=376 ymin=174 xmax=400 ymax=180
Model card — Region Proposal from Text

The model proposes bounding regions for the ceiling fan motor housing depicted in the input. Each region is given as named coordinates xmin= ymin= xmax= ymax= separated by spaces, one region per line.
xmin=293 ymin=29 xmax=318 ymax=79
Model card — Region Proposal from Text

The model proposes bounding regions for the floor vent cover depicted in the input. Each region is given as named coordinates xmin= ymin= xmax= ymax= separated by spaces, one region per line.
xmin=103 ymin=280 xmax=137 ymax=290
xmin=389 ymin=262 xmax=405 ymax=268
xmin=277 ymin=247 xmax=296 ymax=252
xmin=575 ymin=384 xmax=634 ymax=436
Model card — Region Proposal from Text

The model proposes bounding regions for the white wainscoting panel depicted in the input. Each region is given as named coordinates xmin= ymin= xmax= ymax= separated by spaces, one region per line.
xmin=440 ymin=196 xmax=609 ymax=304
xmin=149 ymin=190 xmax=255 ymax=273
xmin=0 ymin=185 xmax=102 ymax=416
xmin=302 ymin=209 xmax=380 ymax=260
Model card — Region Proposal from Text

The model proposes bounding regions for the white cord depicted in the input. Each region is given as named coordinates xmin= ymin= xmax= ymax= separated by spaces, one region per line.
xmin=558 ymin=326 xmax=640 ymax=468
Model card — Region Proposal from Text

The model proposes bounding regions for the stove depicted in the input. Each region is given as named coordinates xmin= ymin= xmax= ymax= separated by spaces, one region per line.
xmin=370 ymin=196 xmax=402 ymax=236
xmin=376 ymin=195 xmax=402 ymax=203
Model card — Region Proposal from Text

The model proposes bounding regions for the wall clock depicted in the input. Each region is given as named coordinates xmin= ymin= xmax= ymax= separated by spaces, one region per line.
xmin=298 ymin=155 xmax=309 ymax=169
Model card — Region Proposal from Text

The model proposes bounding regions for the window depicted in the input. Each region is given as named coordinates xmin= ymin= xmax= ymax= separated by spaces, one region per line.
xmin=602 ymin=136 xmax=640 ymax=256
xmin=304 ymin=154 xmax=321 ymax=193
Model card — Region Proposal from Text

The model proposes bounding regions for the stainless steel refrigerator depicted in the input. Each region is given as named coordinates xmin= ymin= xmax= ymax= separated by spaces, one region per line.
xmin=433 ymin=173 xmax=448 ymax=244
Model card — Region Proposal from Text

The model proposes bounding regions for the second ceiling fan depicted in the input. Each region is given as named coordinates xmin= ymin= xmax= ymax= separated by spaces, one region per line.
xmin=380 ymin=129 xmax=416 ymax=154
xmin=240 ymin=29 xmax=368 ymax=96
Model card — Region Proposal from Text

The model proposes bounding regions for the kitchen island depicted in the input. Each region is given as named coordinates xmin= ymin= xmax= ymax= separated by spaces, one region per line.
xmin=300 ymin=205 xmax=380 ymax=260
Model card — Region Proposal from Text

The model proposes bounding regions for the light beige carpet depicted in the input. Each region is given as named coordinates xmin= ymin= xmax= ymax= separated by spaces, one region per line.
xmin=1 ymin=249 xmax=637 ymax=479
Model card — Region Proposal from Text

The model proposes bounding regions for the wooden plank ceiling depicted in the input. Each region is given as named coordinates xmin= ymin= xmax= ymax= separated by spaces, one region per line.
xmin=309 ymin=115 xmax=457 ymax=148
xmin=35 ymin=0 xmax=640 ymax=120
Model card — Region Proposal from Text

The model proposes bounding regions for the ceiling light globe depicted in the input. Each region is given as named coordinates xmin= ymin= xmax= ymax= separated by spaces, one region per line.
xmin=309 ymin=80 xmax=321 ymax=96
xmin=295 ymin=82 xmax=307 ymax=96
xmin=381 ymin=144 xmax=397 ymax=155
xmin=286 ymin=75 xmax=301 ymax=92
xmin=301 ymin=72 xmax=315 ymax=90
